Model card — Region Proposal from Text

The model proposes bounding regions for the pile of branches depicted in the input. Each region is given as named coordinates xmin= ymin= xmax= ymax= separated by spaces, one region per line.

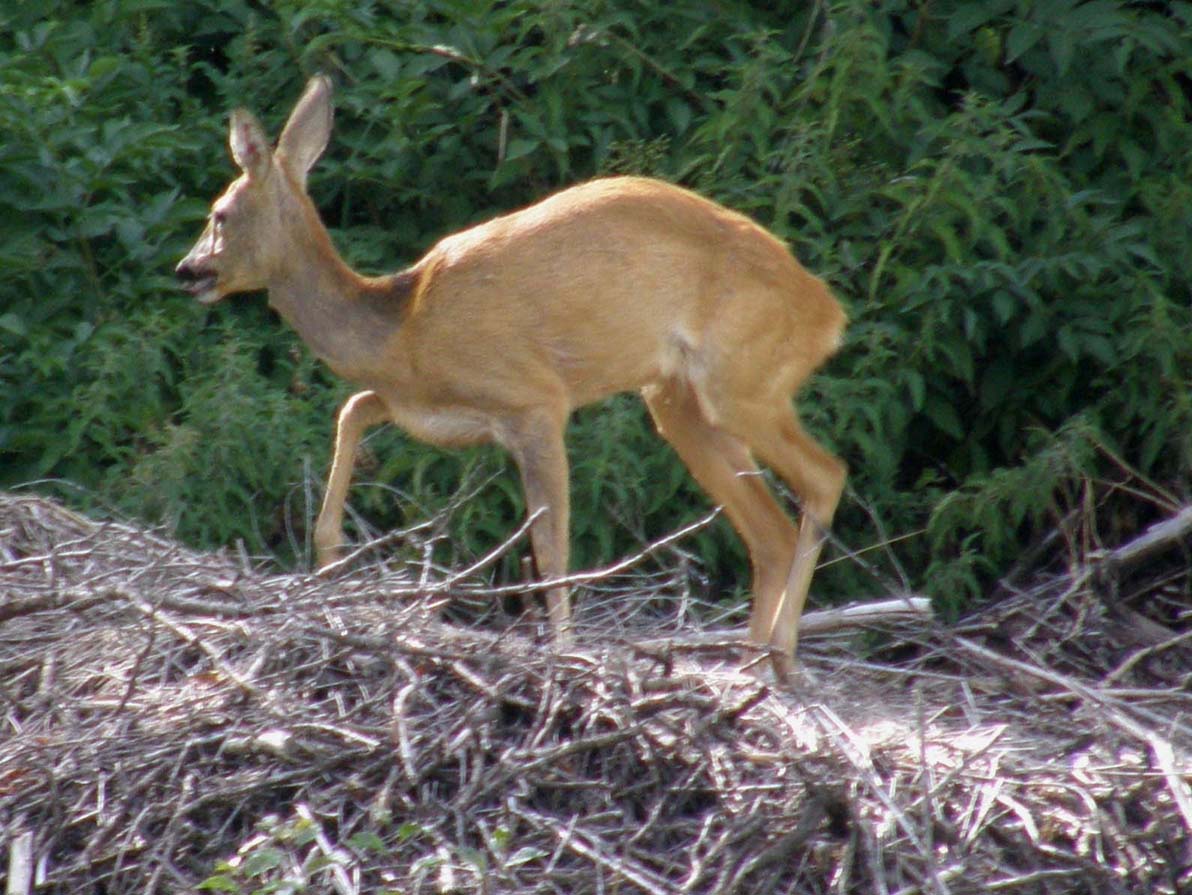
xmin=1 ymin=493 xmax=1189 ymax=894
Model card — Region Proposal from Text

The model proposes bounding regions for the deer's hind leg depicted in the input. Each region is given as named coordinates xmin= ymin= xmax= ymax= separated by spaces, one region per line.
xmin=690 ymin=316 xmax=846 ymax=673
xmin=711 ymin=391 xmax=845 ymax=670
xmin=642 ymin=378 xmax=799 ymax=651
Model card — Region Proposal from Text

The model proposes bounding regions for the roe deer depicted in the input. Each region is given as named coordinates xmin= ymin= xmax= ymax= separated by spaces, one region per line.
xmin=176 ymin=75 xmax=847 ymax=678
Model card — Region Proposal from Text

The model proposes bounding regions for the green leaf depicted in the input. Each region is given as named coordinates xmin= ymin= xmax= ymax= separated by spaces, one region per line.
xmin=1082 ymin=333 xmax=1117 ymax=366
xmin=347 ymin=831 xmax=387 ymax=854
xmin=196 ymin=875 xmax=241 ymax=893
xmin=991 ymin=290 xmax=1016 ymax=325
xmin=0 ymin=313 xmax=28 ymax=337
xmin=905 ymin=370 xmax=925 ymax=411
xmin=1020 ymin=312 xmax=1050 ymax=348
xmin=924 ymin=397 xmax=965 ymax=441
xmin=1047 ymin=30 xmax=1074 ymax=77
xmin=1006 ymin=22 xmax=1044 ymax=62
xmin=241 ymin=847 xmax=284 ymax=877
xmin=979 ymin=358 xmax=1014 ymax=410
xmin=504 ymin=138 xmax=538 ymax=161
xmin=506 ymin=846 xmax=549 ymax=867
xmin=396 ymin=822 xmax=423 ymax=842
xmin=666 ymin=98 xmax=692 ymax=134
xmin=370 ymin=48 xmax=402 ymax=80
xmin=946 ymin=1 xmax=1010 ymax=39
xmin=490 ymin=827 xmax=512 ymax=850
xmin=457 ymin=846 xmax=487 ymax=870
xmin=928 ymin=220 xmax=963 ymax=261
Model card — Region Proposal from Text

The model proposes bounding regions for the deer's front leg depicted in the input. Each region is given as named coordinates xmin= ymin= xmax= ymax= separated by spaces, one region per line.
xmin=505 ymin=408 xmax=572 ymax=643
xmin=314 ymin=390 xmax=389 ymax=569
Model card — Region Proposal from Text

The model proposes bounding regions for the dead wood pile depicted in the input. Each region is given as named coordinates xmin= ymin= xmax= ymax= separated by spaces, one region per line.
xmin=1 ymin=493 xmax=1189 ymax=894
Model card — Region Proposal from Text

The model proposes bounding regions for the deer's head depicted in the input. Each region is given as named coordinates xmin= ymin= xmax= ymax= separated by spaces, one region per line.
xmin=176 ymin=76 xmax=333 ymax=304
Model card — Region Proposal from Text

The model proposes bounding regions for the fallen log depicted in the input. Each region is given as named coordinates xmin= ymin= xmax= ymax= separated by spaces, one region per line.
xmin=1099 ymin=504 xmax=1192 ymax=570
xmin=632 ymin=595 xmax=934 ymax=650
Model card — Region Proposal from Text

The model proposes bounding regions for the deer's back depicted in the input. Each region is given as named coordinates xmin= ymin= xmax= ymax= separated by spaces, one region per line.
xmin=386 ymin=177 xmax=842 ymax=409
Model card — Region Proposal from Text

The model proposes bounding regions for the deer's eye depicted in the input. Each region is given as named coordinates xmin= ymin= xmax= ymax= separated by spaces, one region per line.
xmin=212 ymin=211 xmax=227 ymax=229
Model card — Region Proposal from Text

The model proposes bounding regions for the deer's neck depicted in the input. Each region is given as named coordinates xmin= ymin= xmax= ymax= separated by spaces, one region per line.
xmin=265 ymin=203 xmax=408 ymax=383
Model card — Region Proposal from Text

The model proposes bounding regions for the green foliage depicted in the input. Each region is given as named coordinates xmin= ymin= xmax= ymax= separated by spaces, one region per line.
xmin=197 ymin=806 xmax=547 ymax=895
xmin=2 ymin=0 xmax=1190 ymax=606
xmin=198 ymin=808 xmax=402 ymax=895
xmin=926 ymin=416 xmax=1105 ymax=611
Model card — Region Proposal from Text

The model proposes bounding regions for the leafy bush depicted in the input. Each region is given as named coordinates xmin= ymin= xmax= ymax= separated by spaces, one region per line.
xmin=2 ymin=0 xmax=1189 ymax=604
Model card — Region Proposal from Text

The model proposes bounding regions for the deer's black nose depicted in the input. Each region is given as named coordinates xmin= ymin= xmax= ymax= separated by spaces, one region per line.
xmin=175 ymin=258 xmax=218 ymax=298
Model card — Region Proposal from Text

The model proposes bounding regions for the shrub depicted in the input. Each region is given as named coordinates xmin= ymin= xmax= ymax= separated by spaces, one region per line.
xmin=2 ymin=0 xmax=1188 ymax=605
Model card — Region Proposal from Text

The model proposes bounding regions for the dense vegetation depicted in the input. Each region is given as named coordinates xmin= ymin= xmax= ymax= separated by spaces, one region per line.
xmin=2 ymin=0 xmax=1189 ymax=610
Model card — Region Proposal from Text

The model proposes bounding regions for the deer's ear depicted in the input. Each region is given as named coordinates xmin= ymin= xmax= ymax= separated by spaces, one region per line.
xmin=277 ymin=75 xmax=333 ymax=187
xmin=229 ymin=108 xmax=271 ymax=180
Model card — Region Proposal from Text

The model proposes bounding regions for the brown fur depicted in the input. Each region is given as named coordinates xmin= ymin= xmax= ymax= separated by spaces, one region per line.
xmin=176 ymin=77 xmax=847 ymax=679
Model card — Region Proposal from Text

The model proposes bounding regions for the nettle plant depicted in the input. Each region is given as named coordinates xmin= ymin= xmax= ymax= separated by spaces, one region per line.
xmin=2 ymin=0 xmax=1188 ymax=611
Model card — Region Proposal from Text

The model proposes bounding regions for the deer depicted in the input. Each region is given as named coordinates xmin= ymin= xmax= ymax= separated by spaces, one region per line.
xmin=176 ymin=75 xmax=847 ymax=680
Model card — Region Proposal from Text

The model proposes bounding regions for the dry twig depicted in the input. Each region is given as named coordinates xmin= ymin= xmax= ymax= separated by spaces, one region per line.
xmin=1 ymin=494 xmax=1189 ymax=894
